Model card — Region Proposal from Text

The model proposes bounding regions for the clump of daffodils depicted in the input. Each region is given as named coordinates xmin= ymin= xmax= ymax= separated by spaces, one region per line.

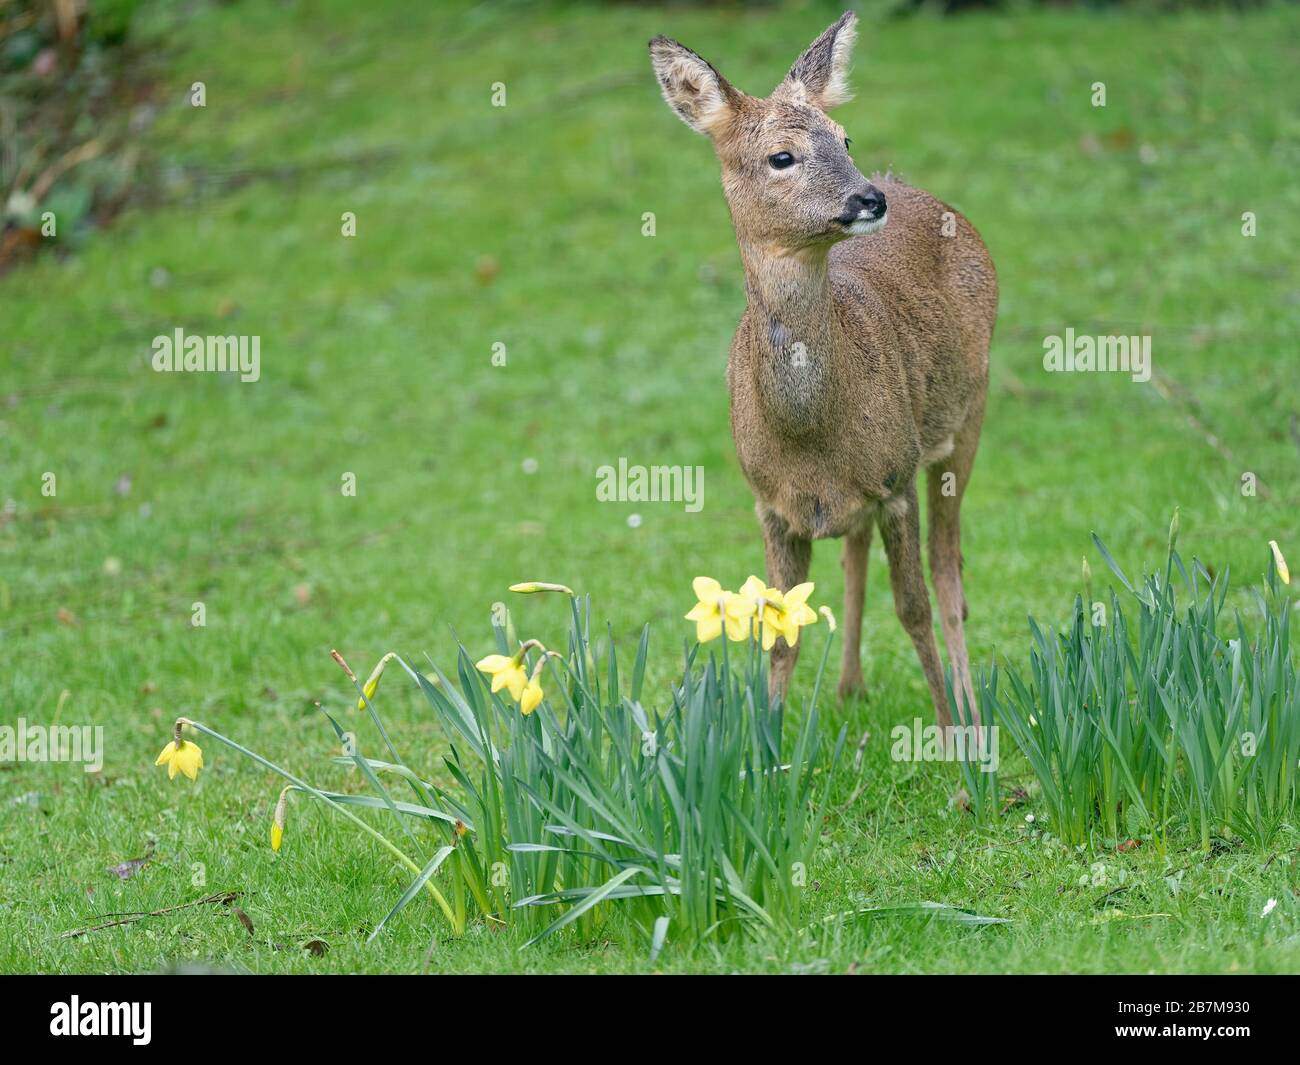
xmin=471 ymin=583 xmax=583 ymax=715
xmin=685 ymin=575 xmax=819 ymax=650
xmin=155 ymin=721 xmax=203 ymax=782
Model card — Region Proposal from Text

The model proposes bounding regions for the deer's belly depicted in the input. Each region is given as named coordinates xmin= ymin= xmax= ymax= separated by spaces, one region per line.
xmin=742 ymin=449 xmax=902 ymax=541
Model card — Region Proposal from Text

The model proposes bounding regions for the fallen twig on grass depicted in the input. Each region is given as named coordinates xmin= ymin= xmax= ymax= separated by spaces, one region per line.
xmin=59 ymin=891 xmax=241 ymax=939
xmin=28 ymin=136 xmax=104 ymax=203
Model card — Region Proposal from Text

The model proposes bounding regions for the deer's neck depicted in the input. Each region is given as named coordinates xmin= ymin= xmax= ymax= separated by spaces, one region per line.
xmin=739 ymin=241 xmax=842 ymax=435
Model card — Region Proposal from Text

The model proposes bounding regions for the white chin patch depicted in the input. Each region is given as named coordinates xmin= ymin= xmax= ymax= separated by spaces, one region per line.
xmin=847 ymin=212 xmax=888 ymax=236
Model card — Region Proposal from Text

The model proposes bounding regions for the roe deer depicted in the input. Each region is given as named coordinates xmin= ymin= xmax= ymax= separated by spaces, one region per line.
xmin=649 ymin=11 xmax=997 ymax=728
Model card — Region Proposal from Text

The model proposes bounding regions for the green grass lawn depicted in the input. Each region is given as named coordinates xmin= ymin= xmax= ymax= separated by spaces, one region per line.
xmin=3 ymin=0 xmax=1299 ymax=973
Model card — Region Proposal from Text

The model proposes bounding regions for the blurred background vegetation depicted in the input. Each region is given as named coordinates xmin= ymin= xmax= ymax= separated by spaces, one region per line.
xmin=0 ymin=0 xmax=1283 ymax=272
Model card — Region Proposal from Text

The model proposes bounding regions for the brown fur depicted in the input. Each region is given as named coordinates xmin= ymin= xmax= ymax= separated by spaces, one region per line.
xmin=650 ymin=12 xmax=997 ymax=726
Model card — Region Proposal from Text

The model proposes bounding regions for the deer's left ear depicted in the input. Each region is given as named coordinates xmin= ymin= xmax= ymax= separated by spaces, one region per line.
xmin=783 ymin=11 xmax=858 ymax=110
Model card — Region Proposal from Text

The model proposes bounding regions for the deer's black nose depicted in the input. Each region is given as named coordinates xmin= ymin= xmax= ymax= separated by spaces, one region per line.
xmin=848 ymin=186 xmax=887 ymax=220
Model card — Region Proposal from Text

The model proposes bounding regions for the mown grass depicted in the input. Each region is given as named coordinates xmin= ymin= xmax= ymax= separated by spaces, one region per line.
xmin=2 ymin=0 xmax=1298 ymax=973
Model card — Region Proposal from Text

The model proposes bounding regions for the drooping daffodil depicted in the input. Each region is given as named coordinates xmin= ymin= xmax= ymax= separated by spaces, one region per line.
xmin=477 ymin=640 xmax=553 ymax=713
xmin=155 ymin=738 xmax=204 ymax=781
xmin=684 ymin=576 xmax=754 ymax=643
xmin=475 ymin=652 xmax=529 ymax=701
xmin=520 ymin=666 xmax=545 ymax=716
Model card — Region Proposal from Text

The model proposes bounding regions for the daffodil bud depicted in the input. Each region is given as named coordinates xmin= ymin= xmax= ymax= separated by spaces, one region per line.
xmin=1167 ymin=507 xmax=1180 ymax=554
xmin=509 ymin=581 xmax=575 ymax=596
xmin=818 ymin=605 xmax=837 ymax=633
xmin=1269 ymin=540 xmax=1290 ymax=585
xmin=330 ymin=649 xmax=356 ymax=681
xmin=357 ymin=652 xmax=397 ymax=711
xmin=272 ymin=788 xmax=290 ymax=851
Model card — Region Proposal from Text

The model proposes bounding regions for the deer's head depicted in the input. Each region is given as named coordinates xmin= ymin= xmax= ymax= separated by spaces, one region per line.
xmin=649 ymin=12 xmax=885 ymax=255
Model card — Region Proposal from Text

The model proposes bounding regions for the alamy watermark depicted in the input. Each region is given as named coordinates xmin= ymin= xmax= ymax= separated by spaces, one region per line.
xmin=50 ymin=997 xmax=150 ymax=1045
xmin=151 ymin=328 xmax=261 ymax=382
xmin=596 ymin=458 xmax=704 ymax=513
xmin=0 ymin=718 xmax=103 ymax=772
xmin=1042 ymin=329 xmax=1151 ymax=383
xmin=890 ymin=719 xmax=999 ymax=773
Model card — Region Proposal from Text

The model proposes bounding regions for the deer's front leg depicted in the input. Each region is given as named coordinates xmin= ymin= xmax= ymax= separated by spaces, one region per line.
xmin=838 ymin=521 xmax=872 ymax=700
xmin=877 ymin=483 xmax=953 ymax=730
xmin=759 ymin=506 xmax=811 ymax=703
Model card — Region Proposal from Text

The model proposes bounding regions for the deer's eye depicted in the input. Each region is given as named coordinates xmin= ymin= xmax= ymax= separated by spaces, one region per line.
xmin=768 ymin=152 xmax=795 ymax=170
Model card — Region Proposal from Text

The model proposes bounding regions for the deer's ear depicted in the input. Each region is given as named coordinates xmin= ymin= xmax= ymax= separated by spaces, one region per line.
xmin=649 ymin=36 xmax=741 ymax=137
xmin=783 ymin=11 xmax=858 ymax=110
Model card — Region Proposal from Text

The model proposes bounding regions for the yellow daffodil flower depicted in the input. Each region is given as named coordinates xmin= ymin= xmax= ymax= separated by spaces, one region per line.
xmin=684 ymin=577 xmax=754 ymax=643
xmin=520 ymin=673 xmax=544 ymax=715
xmin=777 ymin=582 xmax=817 ymax=647
xmin=475 ymin=653 xmax=528 ymax=700
xmin=1269 ymin=540 xmax=1290 ymax=585
xmin=155 ymin=739 xmax=203 ymax=781
xmin=739 ymin=575 xmax=787 ymax=651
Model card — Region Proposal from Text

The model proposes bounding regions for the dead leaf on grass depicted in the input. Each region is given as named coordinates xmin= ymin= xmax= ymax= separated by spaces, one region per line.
xmin=108 ymin=857 xmax=149 ymax=880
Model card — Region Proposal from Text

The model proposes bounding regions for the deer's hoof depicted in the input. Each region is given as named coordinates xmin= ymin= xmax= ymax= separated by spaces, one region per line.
xmin=837 ymin=676 xmax=867 ymax=701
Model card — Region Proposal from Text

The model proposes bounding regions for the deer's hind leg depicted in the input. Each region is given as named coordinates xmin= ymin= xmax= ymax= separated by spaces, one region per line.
xmin=925 ymin=389 xmax=986 ymax=728
xmin=878 ymin=482 xmax=952 ymax=729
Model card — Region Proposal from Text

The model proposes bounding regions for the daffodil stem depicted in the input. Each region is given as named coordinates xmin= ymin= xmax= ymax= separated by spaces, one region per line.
xmin=807 ymin=623 xmax=836 ymax=715
xmin=333 ymin=651 xmax=405 ymax=767
xmin=175 ymin=718 xmax=458 ymax=929
xmin=348 ymin=655 xmax=442 ymax=813
xmin=514 ymin=638 xmax=547 ymax=664
xmin=357 ymin=687 xmax=403 ymax=766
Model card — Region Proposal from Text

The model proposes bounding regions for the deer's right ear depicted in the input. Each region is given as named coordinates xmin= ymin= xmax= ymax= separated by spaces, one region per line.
xmin=649 ymin=36 xmax=740 ymax=137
